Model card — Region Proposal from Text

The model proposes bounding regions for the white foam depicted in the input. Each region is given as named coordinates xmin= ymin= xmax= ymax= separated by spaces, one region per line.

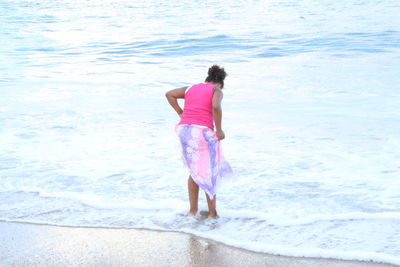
xmin=219 ymin=208 xmax=400 ymax=225
xmin=19 ymin=188 xmax=187 ymax=211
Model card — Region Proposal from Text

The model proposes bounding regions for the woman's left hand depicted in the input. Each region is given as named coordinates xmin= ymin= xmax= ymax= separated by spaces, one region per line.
xmin=215 ymin=130 xmax=225 ymax=141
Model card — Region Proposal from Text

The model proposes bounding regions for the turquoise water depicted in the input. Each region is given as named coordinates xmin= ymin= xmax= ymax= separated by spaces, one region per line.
xmin=1 ymin=0 xmax=400 ymax=265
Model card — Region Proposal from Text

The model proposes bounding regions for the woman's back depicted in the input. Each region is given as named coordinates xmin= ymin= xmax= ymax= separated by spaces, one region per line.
xmin=179 ymin=83 xmax=214 ymax=130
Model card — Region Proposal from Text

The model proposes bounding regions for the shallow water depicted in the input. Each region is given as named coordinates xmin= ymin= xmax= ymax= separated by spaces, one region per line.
xmin=1 ymin=0 xmax=400 ymax=265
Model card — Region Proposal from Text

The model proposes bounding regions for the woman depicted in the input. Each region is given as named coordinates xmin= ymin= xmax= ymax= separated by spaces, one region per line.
xmin=165 ymin=65 xmax=233 ymax=218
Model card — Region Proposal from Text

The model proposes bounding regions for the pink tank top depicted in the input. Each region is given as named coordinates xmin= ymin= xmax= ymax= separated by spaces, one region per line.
xmin=179 ymin=83 xmax=214 ymax=130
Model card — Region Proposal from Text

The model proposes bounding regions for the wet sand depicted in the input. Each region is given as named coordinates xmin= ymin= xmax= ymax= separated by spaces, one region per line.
xmin=0 ymin=221 xmax=397 ymax=267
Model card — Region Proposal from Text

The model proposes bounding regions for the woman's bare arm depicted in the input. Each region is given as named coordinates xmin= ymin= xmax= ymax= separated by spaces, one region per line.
xmin=212 ymin=88 xmax=225 ymax=140
xmin=165 ymin=86 xmax=187 ymax=117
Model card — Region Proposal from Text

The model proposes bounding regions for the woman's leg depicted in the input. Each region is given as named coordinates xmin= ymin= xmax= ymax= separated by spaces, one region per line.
xmin=187 ymin=176 xmax=199 ymax=216
xmin=205 ymin=193 xmax=217 ymax=218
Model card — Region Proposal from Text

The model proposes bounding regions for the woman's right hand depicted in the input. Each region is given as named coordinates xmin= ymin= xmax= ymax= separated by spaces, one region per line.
xmin=216 ymin=130 xmax=225 ymax=141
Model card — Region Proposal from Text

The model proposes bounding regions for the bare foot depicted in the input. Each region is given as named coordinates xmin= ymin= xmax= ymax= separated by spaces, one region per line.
xmin=187 ymin=210 xmax=198 ymax=216
xmin=207 ymin=211 xmax=218 ymax=219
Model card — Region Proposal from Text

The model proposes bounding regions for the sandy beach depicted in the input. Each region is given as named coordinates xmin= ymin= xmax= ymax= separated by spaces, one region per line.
xmin=0 ymin=221 xmax=397 ymax=267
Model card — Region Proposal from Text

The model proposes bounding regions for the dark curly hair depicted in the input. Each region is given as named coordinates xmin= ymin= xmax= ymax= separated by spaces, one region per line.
xmin=205 ymin=65 xmax=227 ymax=88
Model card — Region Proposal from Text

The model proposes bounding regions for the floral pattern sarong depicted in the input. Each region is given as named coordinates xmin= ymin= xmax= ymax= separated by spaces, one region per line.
xmin=176 ymin=124 xmax=233 ymax=199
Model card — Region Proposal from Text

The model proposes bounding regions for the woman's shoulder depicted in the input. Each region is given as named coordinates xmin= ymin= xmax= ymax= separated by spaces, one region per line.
xmin=187 ymin=83 xmax=216 ymax=92
xmin=213 ymin=86 xmax=223 ymax=93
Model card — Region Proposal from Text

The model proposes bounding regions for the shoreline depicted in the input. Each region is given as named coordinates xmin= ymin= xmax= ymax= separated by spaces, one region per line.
xmin=1 ymin=221 xmax=398 ymax=267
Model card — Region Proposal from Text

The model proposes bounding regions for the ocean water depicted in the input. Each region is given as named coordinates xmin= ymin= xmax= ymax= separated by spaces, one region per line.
xmin=1 ymin=0 xmax=400 ymax=265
